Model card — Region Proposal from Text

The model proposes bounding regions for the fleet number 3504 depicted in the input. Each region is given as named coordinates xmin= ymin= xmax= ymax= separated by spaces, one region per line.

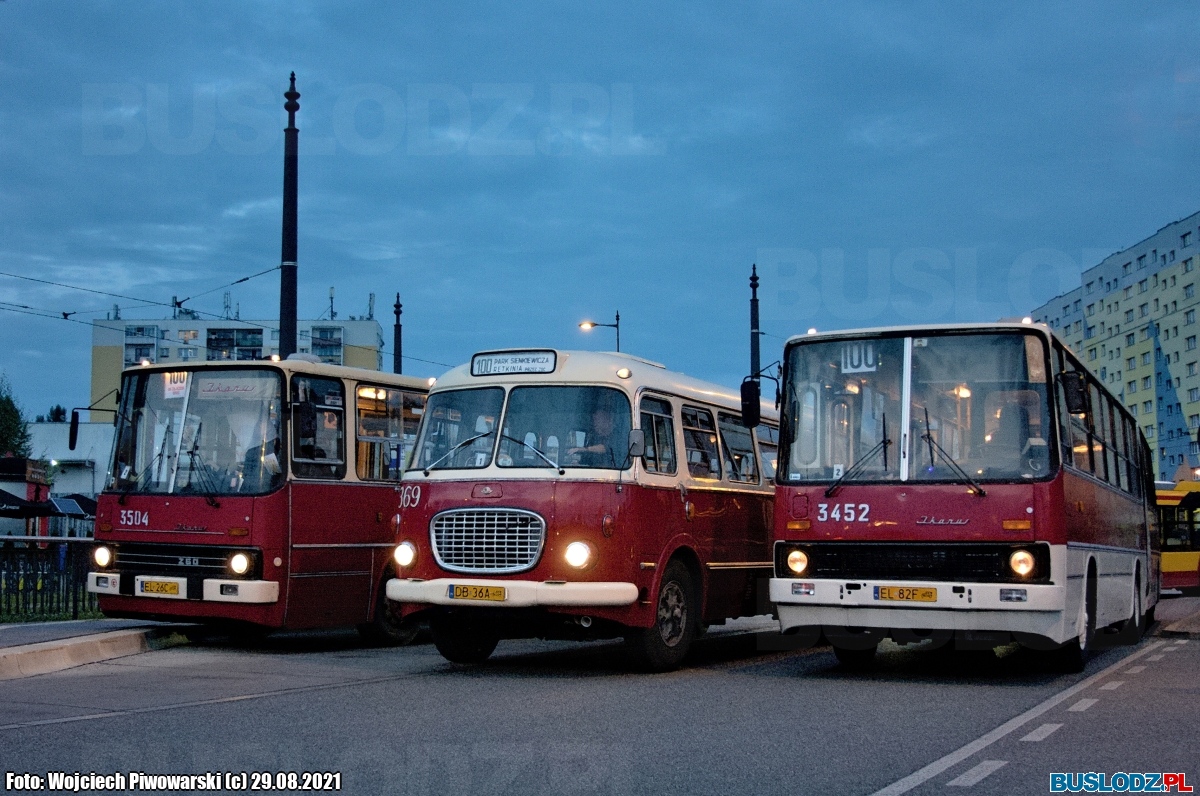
xmin=815 ymin=503 xmax=871 ymax=522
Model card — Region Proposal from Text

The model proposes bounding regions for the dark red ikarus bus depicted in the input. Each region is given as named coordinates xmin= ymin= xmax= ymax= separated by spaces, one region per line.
xmin=86 ymin=359 xmax=428 ymax=639
xmin=768 ymin=323 xmax=1159 ymax=670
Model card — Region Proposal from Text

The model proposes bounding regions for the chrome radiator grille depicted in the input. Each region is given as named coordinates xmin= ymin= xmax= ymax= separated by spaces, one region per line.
xmin=430 ymin=509 xmax=546 ymax=574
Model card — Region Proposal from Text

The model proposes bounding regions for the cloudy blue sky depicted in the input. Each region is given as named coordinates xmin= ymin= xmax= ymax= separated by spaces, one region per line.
xmin=1 ymin=2 xmax=1197 ymax=418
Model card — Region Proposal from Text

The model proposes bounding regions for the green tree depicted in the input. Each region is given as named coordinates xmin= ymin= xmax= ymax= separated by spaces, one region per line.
xmin=0 ymin=375 xmax=31 ymax=458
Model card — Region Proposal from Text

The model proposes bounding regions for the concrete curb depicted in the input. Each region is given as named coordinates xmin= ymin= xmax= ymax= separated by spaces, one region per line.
xmin=1161 ymin=615 xmax=1200 ymax=639
xmin=0 ymin=628 xmax=190 ymax=680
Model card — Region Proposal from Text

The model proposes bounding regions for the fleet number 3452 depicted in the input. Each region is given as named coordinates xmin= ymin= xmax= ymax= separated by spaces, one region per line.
xmin=815 ymin=503 xmax=870 ymax=522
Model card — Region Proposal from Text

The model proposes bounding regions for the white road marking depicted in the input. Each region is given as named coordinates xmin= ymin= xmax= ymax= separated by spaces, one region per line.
xmin=1158 ymin=647 xmax=1177 ymax=653
xmin=1124 ymin=665 xmax=1146 ymax=674
xmin=1099 ymin=681 xmax=1124 ymax=691
xmin=1148 ymin=654 xmax=1165 ymax=661
xmin=947 ymin=760 xmax=1007 ymax=787
xmin=1173 ymin=639 xmax=1188 ymax=645
xmin=1019 ymin=723 xmax=1062 ymax=742
xmin=868 ymin=641 xmax=1165 ymax=796
xmin=1068 ymin=698 xmax=1098 ymax=712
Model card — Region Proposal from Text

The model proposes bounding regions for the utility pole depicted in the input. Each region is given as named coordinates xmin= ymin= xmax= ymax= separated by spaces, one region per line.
xmin=393 ymin=293 xmax=403 ymax=374
xmin=278 ymin=73 xmax=300 ymax=359
xmin=750 ymin=264 xmax=761 ymax=380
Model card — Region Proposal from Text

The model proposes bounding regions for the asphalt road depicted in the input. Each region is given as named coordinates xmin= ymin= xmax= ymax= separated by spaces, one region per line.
xmin=1 ymin=605 xmax=1197 ymax=796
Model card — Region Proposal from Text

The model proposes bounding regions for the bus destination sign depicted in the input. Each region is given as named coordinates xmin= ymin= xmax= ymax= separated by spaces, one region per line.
xmin=471 ymin=350 xmax=557 ymax=376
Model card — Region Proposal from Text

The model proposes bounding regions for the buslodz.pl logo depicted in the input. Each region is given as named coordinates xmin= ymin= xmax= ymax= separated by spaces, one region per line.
xmin=1050 ymin=772 xmax=1192 ymax=792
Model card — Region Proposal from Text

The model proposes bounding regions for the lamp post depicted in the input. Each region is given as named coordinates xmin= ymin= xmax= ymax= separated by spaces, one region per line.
xmin=579 ymin=310 xmax=620 ymax=352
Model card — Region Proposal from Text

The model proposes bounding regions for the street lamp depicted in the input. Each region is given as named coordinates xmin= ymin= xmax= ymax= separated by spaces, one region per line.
xmin=579 ymin=311 xmax=620 ymax=352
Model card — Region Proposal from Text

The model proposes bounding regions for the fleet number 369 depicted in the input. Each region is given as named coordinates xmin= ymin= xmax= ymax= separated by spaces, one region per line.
xmin=815 ymin=503 xmax=870 ymax=522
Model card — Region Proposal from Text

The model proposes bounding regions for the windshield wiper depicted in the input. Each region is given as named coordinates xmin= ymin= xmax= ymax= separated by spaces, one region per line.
xmin=500 ymin=434 xmax=565 ymax=475
xmin=422 ymin=429 xmax=495 ymax=476
xmin=183 ymin=426 xmax=221 ymax=507
xmin=920 ymin=407 xmax=986 ymax=497
xmin=825 ymin=414 xmax=890 ymax=498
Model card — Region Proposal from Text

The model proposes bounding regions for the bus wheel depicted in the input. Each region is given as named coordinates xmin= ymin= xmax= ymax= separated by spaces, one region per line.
xmin=1116 ymin=573 xmax=1144 ymax=646
xmin=1057 ymin=572 xmax=1096 ymax=673
xmin=625 ymin=561 xmax=696 ymax=672
xmin=430 ymin=613 xmax=498 ymax=665
xmin=358 ymin=581 xmax=420 ymax=646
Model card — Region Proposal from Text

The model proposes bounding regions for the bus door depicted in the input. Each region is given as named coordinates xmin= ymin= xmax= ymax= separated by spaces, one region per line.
xmin=679 ymin=404 xmax=728 ymax=619
xmin=635 ymin=395 xmax=688 ymax=583
xmin=286 ymin=375 xmax=371 ymax=628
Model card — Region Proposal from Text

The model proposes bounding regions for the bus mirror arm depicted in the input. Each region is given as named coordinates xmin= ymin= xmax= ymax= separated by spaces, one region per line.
xmin=627 ymin=429 xmax=645 ymax=459
xmin=69 ymin=388 xmax=124 ymax=450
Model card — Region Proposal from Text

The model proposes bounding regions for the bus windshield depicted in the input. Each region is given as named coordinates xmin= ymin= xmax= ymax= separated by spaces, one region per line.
xmin=780 ymin=331 xmax=1054 ymax=484
xmin=498 ymin=386 xmax=632 ymax=469
xmin=111 ymin=368 xmax=285 ymax=496
xmin=413 ymin=387 xmax=505 ymax=471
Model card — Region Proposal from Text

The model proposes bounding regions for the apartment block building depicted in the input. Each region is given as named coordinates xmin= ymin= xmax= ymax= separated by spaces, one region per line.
xmin=1031 ymin=210 xmax=1200 ymax=480
xmin=89 ymin=314 xmax=384 ymax=420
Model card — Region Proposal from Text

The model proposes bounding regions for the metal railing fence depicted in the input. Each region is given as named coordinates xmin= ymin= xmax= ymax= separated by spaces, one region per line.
xmin=0 ymin=536 xmax=99 ymax=621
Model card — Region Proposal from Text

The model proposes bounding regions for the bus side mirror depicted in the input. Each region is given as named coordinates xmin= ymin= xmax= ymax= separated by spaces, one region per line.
xmin=627 ymin=429 xmax=646 ymax=458
xmin=741 ymin=380 xmax=761 ymax=429
xmin=68 ymin=410 xmax=80 ymax=451
xmin=1059 ymin=372 xmax=1088 ymax=415
xmin=295 ymin=402 xmax=318 ymax=437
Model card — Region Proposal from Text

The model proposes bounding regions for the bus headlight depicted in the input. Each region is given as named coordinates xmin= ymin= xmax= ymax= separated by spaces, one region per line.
xmin=93 ymin=546 xmax=112 ymax=568
xmin=564 ymin=541 xmax=592 ymax=569
xmin=229 ymin=552 xmax=251 ymax=575
xmin=394 ymin=541 xmax=416 ymax=568
xmin=1009 ymin=549 xmax=1035 ymax=577
xmin=787 ymin=549 xmax=809 ymax=576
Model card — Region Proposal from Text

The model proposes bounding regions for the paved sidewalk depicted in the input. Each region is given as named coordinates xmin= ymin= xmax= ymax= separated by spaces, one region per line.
xmin=0 ymin=619 xmax=194 ymax=680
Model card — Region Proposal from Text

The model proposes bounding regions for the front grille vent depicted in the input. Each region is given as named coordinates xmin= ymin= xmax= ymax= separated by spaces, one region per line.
xmin=774 ymin=542 xmax=1052 ymax=584
xmin=430 ymin=508 xmax=546 ymax=574
xmin=112 ymin=543 xmax=239 ymax=577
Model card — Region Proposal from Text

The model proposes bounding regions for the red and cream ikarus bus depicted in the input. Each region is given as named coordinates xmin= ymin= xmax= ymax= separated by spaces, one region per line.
xmin=82 ymin=357 xmax=429 ymax=640
xmin=766 ymin=322 xmax=1159 ymax=670
xmin=385 ymin=349 xmax=779 ymax=670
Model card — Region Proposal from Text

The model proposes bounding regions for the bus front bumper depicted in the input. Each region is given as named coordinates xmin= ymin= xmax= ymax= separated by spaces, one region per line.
xmin=386 ymin=577 xmax=639 ymax=608
xmin=87 ymin=572 xmax=279 ymax=604
xmin=769 ymin=577 xmax=1065 ymax=634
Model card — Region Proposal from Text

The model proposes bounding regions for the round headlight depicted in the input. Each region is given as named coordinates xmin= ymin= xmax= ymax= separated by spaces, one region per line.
xmin=564 ymin=541 xmax=592 ymax=569
xmin=786 ymin=549 xmax=809 ymax=576
xmin=394 ymin=541 xmax=416 ymax=568
xmin=229 ymin=552 xmax=251 ymax=575
xmin=93 ymin=545 xmax=112 ymax=568
xmin=1009 ymin=549 xmax=1035 ymax=577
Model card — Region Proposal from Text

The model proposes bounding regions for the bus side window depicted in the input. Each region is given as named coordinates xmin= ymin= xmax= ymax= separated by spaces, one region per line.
xmin=682 ymin=406 xmax=721 ymax=479
xmin=356 ymin=385 xmax=423 ymax=481
xmin=756 ymin=425 xmax=778 ymax=481
xmin=640 ymin=396 xmax=676 ymax=475
xmin=292 ymin=376 xmax=347 ymax=479
xmin=717 ymin=412 xmax=759 ymax=484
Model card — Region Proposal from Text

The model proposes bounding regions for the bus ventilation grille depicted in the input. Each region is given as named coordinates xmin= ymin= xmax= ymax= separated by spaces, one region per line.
xmin=430 ymin=508 xmax=547 ymax=574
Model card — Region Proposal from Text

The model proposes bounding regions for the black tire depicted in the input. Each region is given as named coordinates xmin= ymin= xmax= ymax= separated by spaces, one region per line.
xmin=625 ymin=561 xmax=697 ymax=672
xmin=833 ymin=643 xmax=877 ymax=670
xmin=1115 ymin=573 xmax=1144 ymax=646
xmin=1056 ymin=570 xmax=1096 ymax=673
xmin=358 ymin=579 xmax=420 ymax=646
xmin=430 ymin=613 xmax=499 ymax=665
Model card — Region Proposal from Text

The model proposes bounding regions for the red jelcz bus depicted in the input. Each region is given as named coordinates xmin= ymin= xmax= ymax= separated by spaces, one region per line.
xmin=386 ymin=349 xmax=778 ymax=670
xmin=85 ymin=358 xmax=428 ymax=639
xmin=768 ymin=323 xmax=1159 ymax=670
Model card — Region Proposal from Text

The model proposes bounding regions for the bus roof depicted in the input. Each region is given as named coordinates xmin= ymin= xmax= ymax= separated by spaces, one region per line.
xmin=783 ymin=321 xmax=1058 ymax=348
xmin=431 ymin=349 xmax=778 ymax=422
xmin=120 ymin=358 xmax=433 ymax=392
